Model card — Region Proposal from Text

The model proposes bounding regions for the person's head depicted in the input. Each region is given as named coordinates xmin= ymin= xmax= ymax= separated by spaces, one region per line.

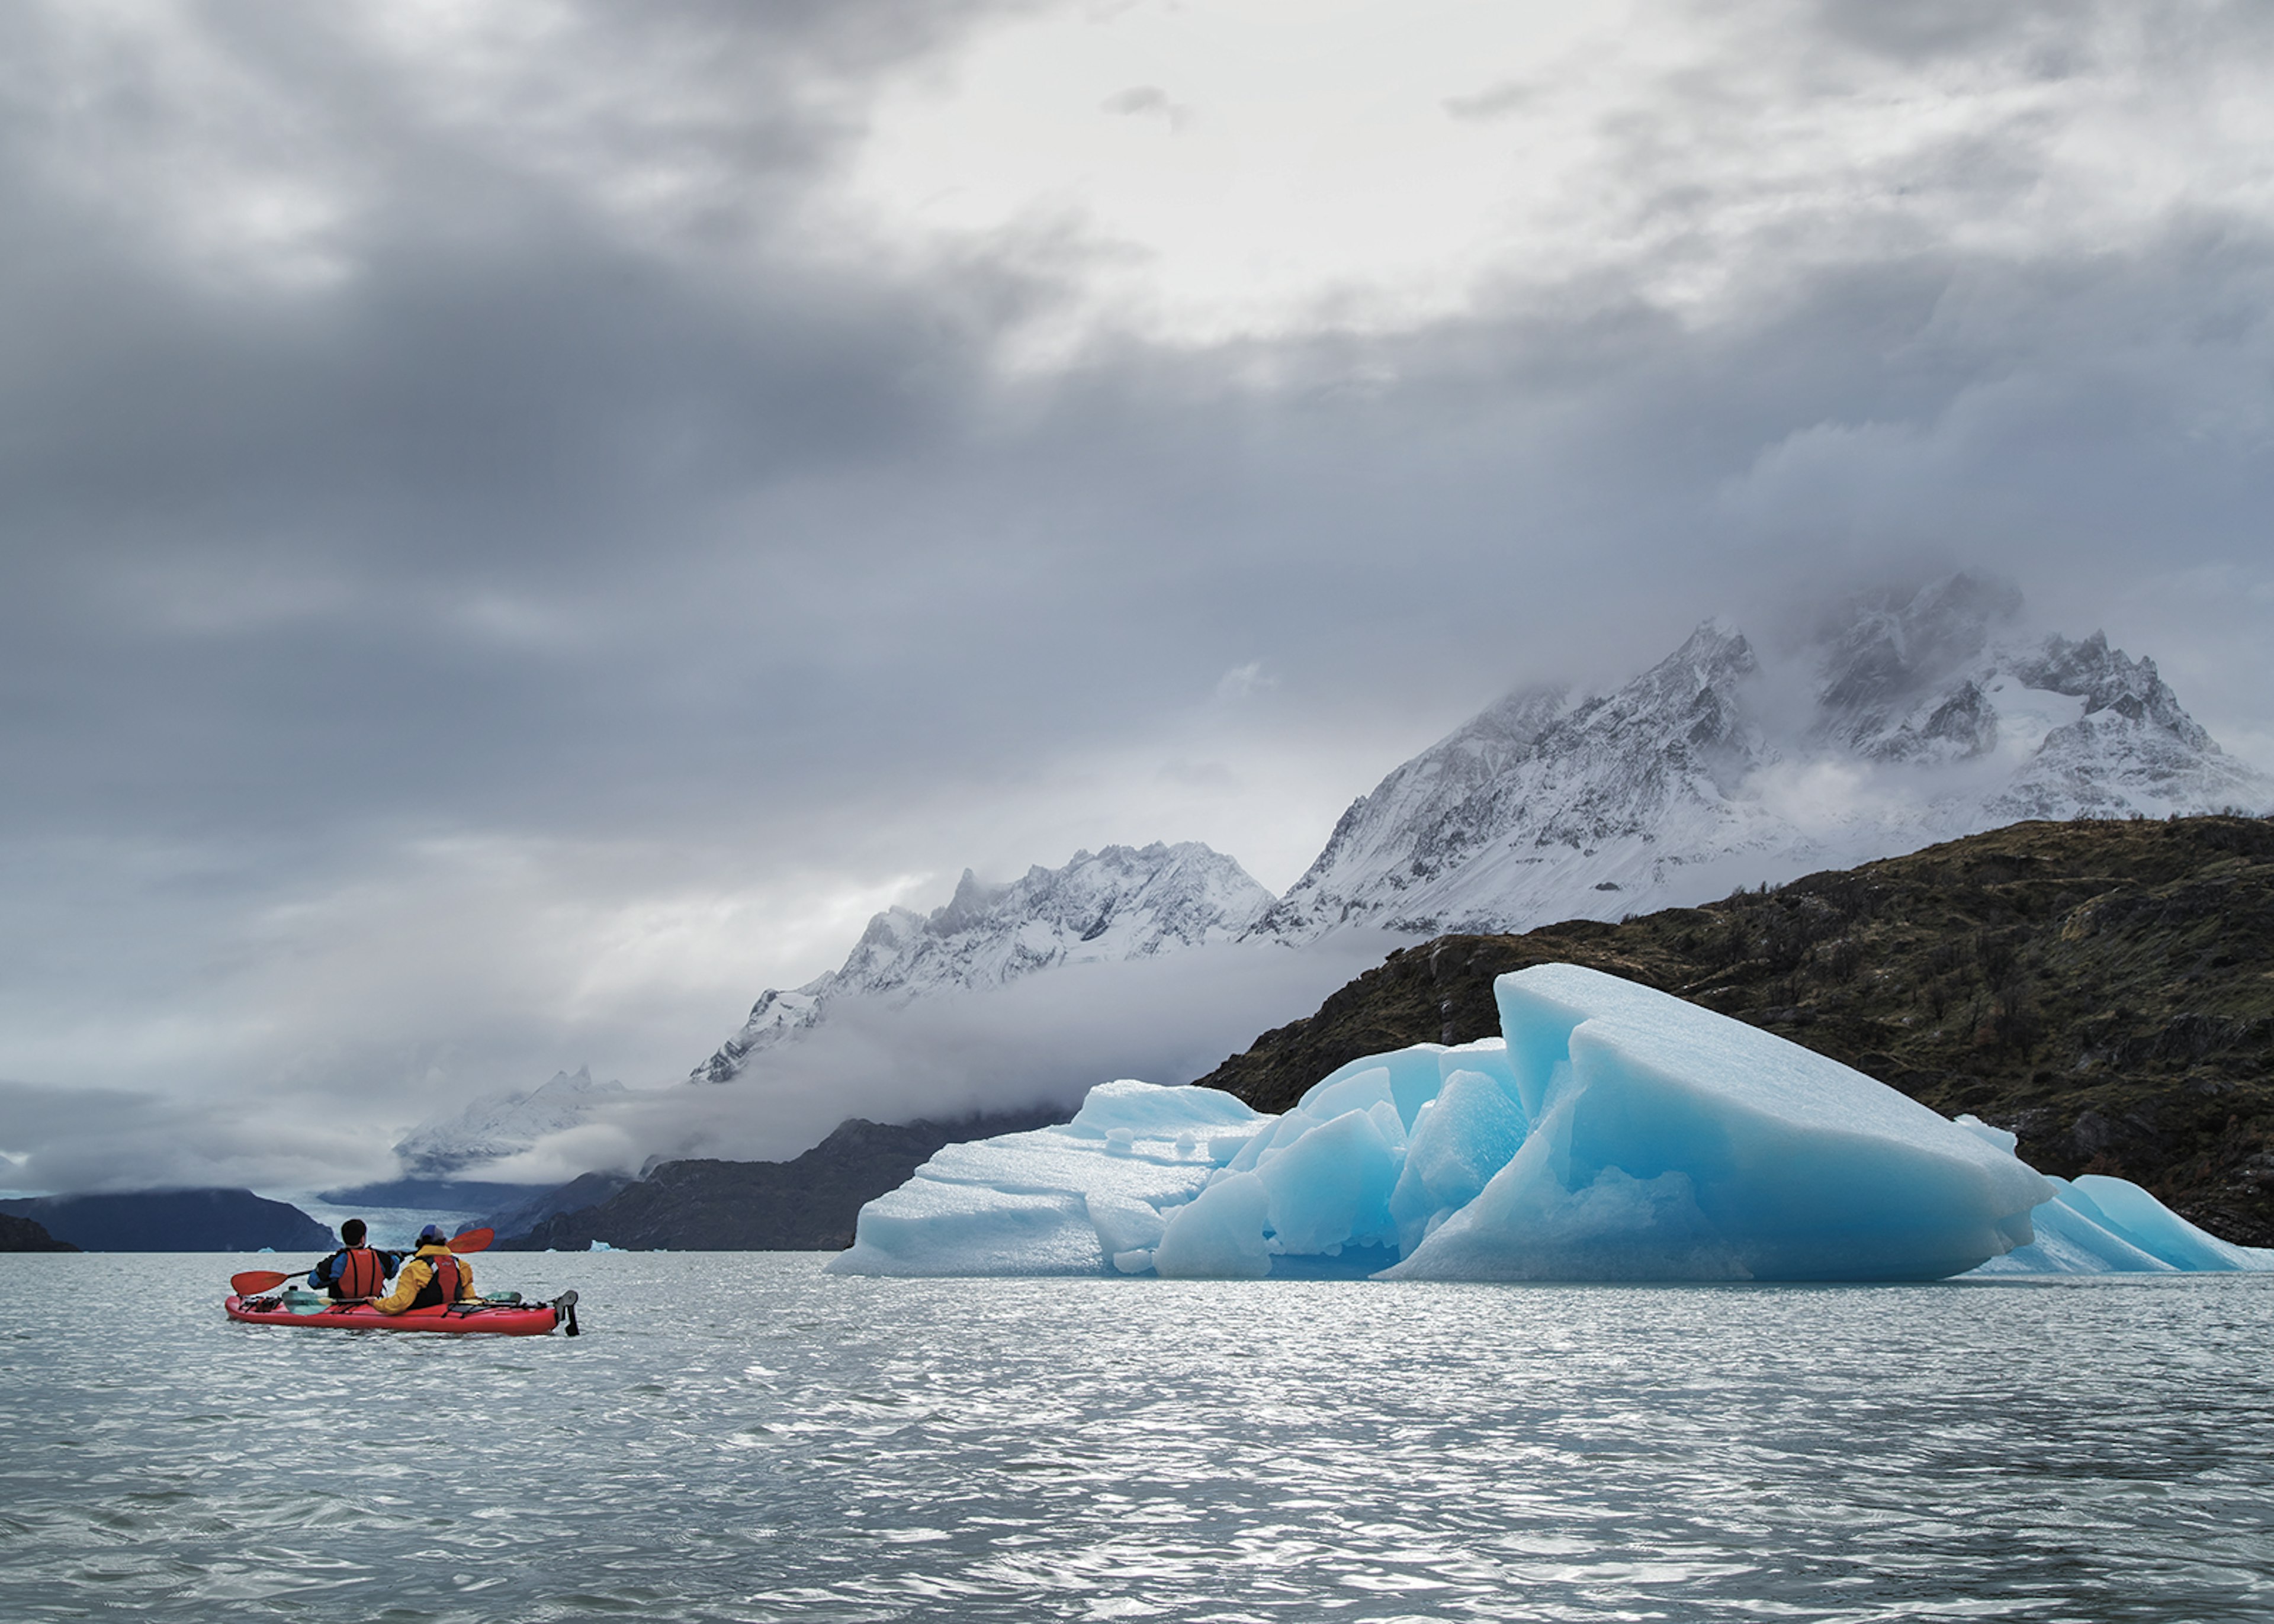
xmin=340 ymin=1218 xmax=367 ymax=1246
xmin=417 ymin=1223 xmax=448 ymax=1249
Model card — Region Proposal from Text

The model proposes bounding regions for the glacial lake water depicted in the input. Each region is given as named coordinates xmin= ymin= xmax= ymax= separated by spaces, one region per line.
xmin=4 ymin=1254 xmax=2271 ymax=1622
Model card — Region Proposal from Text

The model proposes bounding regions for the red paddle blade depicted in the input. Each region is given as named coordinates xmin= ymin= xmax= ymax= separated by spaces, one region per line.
xmin=449 ymin=1227 xmax=494 ymax=1255
xmin=231 ymin=1269 xmax=293 ymax=1295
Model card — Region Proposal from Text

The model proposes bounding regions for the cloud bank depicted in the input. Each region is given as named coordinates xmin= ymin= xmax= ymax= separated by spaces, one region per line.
xmin=4 ymin=1 xmax=2274 ymax=1189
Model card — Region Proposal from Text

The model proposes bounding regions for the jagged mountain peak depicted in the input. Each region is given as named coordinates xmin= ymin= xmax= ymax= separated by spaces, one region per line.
xmin=1254 ymin=584 xmax=2267 ymax=943
xmin=2012 ymin=632 xmax=2206 ymax=745
xmin=1254 ymin=615 xmax=1784 ymax=940
xmin=1814 ymin=571 xmax=2023 ymax=718
xmin=693 ymin=840 xmax=1274 ymax=1084
xmin=930 ymin=869 xmax=1006 ymax=935
xmin=392 ymin=1066 xmax=629 ymax=1179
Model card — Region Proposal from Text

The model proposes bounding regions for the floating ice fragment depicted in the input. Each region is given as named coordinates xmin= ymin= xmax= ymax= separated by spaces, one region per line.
xmin=1951 ymin=1117 xmax=2274 ymax=1275
xmin=832 ymin=1179 xmax=1104 ymax=1277
xmin=2068 ymin=1175 xmax=2270 ymax=1271
xmin=826 ymin=1081 xmax=1260 ymax=1277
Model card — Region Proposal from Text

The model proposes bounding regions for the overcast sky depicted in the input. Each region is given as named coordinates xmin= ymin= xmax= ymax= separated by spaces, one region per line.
xmin=6 ymin=0 xmax=2274 ymax=1192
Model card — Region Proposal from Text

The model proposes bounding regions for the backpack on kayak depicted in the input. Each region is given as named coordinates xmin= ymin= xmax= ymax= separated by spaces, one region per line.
xmin=409 ymin=1251 xmax=464 ymax=1310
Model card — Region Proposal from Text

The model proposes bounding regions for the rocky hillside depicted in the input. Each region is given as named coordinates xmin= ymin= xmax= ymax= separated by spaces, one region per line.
xmin=496 ymin=1107 xmax=1071 ymax=1251
xmin=1197 ymin=815 xmax=2274 ymax=1245
xmin=0 ymin=1212 xmax=76 ymax=1252
xmin=0 ymin=1189 xmax=335 ymax=1252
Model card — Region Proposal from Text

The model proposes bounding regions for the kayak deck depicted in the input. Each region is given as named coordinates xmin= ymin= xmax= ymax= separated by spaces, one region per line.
xmin=225 ymin=1292 xmax=573 ymax=1336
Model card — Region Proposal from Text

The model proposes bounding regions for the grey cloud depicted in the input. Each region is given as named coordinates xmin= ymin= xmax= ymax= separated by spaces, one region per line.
xmin=1806 ymin=0 xmax=2098 ymax=65
xmin=0 ymin=1077 xmax=387 ymax=1194
xmin=1101 ymin=86 xmax=1171 ymax=117
xmin=1441 ymin=82 xmax=1537 ymax=121
xmin=4 ymin=1 xmax=2274 ymax=1191
xmin=485 ymin=934 xmax=1398 ymax=1182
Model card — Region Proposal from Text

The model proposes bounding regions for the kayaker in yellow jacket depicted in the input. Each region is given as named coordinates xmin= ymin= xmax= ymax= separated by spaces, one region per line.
xmin=372 ymin=1225 xmax=478 ymax=1314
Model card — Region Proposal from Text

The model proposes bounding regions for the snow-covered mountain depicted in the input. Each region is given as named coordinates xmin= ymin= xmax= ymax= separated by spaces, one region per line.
xmin=393 ymin=1066 xmax=629 ymax=1179
xmin=1253 ymin=575 xmax=2270 ymax=940
xmin=679 ymin=574 xmax=2264 ymax=1102
xmin=693 ymin=841 xmax=1276 ymax=1083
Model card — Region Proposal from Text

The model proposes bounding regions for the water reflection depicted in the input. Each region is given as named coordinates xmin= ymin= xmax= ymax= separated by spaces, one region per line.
xmin=2 ymin=1256 xmax=2270 ymax=1620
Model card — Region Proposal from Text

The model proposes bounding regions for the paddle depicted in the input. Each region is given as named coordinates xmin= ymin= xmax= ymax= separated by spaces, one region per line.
xmin=230 ymin=1227 xmax=496 ymax=1297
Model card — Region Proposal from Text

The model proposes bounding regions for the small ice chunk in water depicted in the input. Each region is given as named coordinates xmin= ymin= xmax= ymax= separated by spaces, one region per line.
xmin=830 ymin=1180 xmax=1106 ymax=1277
xmin=1950 ymin=1116 xmax=2274 ymax=1275
xmin=827 ymin=1081 xmax=1259 ymax=1278
xmin=2067 ymin=1174 xmax=2270 ymax=1271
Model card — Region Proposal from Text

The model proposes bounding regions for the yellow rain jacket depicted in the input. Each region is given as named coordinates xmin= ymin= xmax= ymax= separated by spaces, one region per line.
xmin=372 ymin=1243 xmax=478 ymax=1313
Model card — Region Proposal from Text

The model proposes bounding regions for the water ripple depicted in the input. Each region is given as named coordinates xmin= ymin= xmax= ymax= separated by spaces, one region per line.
xmin=2 ymin=1257 xmax=2270 ymax=1620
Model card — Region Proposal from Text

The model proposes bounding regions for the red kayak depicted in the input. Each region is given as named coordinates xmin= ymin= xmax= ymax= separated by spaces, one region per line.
xmin=225 ymin=1290 xmax=579 ymax=1336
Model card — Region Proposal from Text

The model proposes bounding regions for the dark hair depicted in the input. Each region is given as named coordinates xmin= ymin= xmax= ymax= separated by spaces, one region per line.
xmin=341 ymin=1218 xmax=367 ymax=1245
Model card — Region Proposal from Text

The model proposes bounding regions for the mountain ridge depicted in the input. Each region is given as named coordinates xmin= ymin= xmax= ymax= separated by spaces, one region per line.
xmin=1248 ymin=577 xmax=2267 ymax=942
xmin=693 ymin=839 xmax=1274 ymax=1085
xmin=495 ymin=1106 xmax=1074 ymax=1251
xmin=393 ymin=1065 xmax=629 ymax=1181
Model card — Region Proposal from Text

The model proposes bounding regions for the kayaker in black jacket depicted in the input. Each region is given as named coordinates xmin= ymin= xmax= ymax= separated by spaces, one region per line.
xmin=307 ymin=1219 xmax=400 ymax=1301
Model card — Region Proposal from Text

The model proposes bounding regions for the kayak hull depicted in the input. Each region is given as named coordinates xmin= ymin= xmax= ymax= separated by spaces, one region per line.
xmin=225 ymin=1294 xmax=564 ymax=1335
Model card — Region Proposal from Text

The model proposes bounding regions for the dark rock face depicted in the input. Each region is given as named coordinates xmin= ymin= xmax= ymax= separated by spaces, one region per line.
xmin=484 ymin=1171 xmax=632 ymax=1239
xmin=496 ymin=1108 xmax=1072 ymax=1252
xmin=0 ymin=1189 xmax=335 ymax=1252
xmin=0 ymin=1212 xmax=76 ymax=1252
xmin=1192 ymin=814 xmax=2274 ymax=1247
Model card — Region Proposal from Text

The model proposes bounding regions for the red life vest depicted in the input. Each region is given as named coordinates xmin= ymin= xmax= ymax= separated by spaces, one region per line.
xmin=333 ymin=1246 xmax=386 ymax=1300
xmin=410 ymin=1251 xmax=462 ymax=1310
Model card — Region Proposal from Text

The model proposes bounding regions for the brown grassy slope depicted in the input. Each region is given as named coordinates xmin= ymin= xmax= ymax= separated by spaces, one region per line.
xmin=1192 ymin=815 xmax=2274 ymax=1245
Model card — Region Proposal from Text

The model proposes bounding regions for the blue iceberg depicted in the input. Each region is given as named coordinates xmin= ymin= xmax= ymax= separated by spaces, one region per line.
xmin=828 ymin=964 xmax=2274 ymax=1282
